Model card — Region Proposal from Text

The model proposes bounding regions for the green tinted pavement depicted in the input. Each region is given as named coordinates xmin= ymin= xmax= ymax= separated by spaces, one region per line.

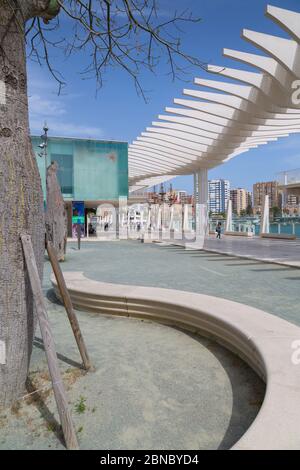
xmin=55 ymin=240 xmax=300 ymax=328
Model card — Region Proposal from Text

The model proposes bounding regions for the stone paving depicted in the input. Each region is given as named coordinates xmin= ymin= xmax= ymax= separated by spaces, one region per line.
xmin=0 ymin=246 xmax=265 ymax=449
xmin=62 ymin=240 xmax=300 ymax=327
xmin=202 ymin=235 xmax=300 ymax=268
xmin=3 ymin=238 xmax=298 ymax=449
xmin=0 ymin=310 xmax=264 ymax=450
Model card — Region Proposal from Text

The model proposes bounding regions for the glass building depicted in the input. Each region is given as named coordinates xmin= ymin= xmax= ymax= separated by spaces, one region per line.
xmin=31 ymin=136 xmax=128 ymax=236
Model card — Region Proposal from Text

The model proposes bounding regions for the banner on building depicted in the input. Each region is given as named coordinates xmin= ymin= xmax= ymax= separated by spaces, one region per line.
xmin=72 ymin=201 xmax=85 ymax=237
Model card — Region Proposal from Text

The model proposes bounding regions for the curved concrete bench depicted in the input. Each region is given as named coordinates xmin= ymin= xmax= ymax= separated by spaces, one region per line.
xmin=51 ymin=272 xmax=300 ymax=450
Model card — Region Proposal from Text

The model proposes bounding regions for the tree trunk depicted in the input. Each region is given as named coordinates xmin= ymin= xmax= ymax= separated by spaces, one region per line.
xmin=45 ymin=161 xmax=67 ymax=261
xmin=0 ymin=2 xmax=57 ymax=407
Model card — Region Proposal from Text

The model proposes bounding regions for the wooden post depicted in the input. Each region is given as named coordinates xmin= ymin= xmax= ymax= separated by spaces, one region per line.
xmin=20 ymin=234 xmax=79 ymax=450
xmin=46 ymin=240 xmax=92 ymax=371
xmin=76 ymin=223 xmax=81 ymax=250
xmin=45 ymin=162 xmax=68 ymax=261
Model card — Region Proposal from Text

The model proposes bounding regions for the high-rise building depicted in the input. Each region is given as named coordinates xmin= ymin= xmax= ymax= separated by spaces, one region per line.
xmin=230 ymin=188 xmax=248 ymax=215
xmin=209 ymin=179 xmax=230 ymax=214
xmin=277 ymin=169 xmax=300 ymax=211
xmin=253 ymin=181 xmax=281 ymax=213
xmin=247 ymin=191 xmax=253 ymax=209
xmin=174 ymin=190 xmax=193 ymax=204
xmin=176 ymin=190 xmax=188 ymax=202
xmin=287 ymin=194 xmax=298 ymax=205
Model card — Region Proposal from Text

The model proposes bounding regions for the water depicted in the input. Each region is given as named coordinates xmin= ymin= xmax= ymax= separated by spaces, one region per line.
xmin=254 ymin=223 xmax=300 ymax=238
xmin=210 ymin=219 xmax=300 ymax=238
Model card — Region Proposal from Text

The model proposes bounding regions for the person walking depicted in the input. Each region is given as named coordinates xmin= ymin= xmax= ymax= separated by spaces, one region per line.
xmin=216 ymin=222 xmax=222 ymax=239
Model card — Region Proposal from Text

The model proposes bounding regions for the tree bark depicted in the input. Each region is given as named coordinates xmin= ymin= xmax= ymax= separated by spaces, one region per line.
xmin=0 ymin=1 xmax=59 ymax=407
xmin=45 ymin=161 xmax=67 ymax=261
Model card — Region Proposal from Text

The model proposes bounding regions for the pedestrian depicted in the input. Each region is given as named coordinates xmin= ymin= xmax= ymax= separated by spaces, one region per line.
xmin=216 ymin=222 xmax=222 ymax=239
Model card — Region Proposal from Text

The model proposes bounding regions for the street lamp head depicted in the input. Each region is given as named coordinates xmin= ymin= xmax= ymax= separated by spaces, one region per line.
xmin=43 ymin=122 xmax=49 ymax=133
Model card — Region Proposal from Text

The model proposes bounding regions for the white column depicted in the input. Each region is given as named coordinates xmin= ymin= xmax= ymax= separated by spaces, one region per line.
xmin=198 ymin=169 xmax=208 ymax=206
xmin=193 ymin=173 xmax=198 ymax=203
xmin=127 ymin=211 xmax=130 ymax=230
xmin=147 ymin=206 xmax=151 ymax=229
xmin=225 ymin=199 xmax=233 ymax=232
xmin=183 ymin=204 xmax=189 ymax=231
xmin=196 ymin=169 xmax=209 ymax=239
xmin=157 ymin=206 xmax=162 ymax=230
xmin=260 ymin=194 xmax=270 ymax=235
xmin=161 ymin=203 xmax=166 ymax=230
xmin=193 ymin=173 xmax=198 ymax=234
xmin=96 ymin=205 xmax=102 ymax=237
xmin=169 ymin=205 xmax=174 ymax=230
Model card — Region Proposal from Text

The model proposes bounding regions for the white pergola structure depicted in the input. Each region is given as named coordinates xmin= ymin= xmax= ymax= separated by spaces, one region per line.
xmin=128 ymin=5 xmax=300 ymax=235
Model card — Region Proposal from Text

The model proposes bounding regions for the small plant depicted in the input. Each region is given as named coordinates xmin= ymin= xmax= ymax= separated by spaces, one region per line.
xmin=91 ymin=407 xmax=97 ymax=413
xmin=47 ymin=423 xmax=56 ymax=432
xmin=78 ymin=426 xmax=83 ymax=433
xmin=75 ymin=396 xmax=86 ymax=414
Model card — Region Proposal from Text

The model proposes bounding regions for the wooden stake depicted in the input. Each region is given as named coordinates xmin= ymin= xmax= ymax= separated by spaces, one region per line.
xmin=21 ymin=233 xmax=79 ymax=450
xmin=46 ymin=240 xmax=92 ymax=371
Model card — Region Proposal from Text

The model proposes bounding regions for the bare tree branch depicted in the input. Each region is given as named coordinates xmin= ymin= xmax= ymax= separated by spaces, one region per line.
xmin=23 ymin=0 xmax=206 ymax=99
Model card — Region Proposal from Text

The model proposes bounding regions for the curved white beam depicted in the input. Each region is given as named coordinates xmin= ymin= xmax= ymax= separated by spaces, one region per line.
xmin=242 ymin=29 xmax=300 ymax=77
xmin=152 ymin=120 xmax=292 ymax=139
xmin=128 ymin=5 xmax=300 ymax=188
xmin=145 ymin=126 xmax=276 ymax=147
xmin=266 ymin=5 xmax=300 ymax=43
xmin=129 ymin=148 xmax=190 ymax=165
xmin=131 ymin=141 xmax=200 ymax=161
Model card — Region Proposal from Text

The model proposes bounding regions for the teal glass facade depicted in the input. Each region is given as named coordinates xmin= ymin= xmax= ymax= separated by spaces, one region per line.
xmin=31 ymin=136 xmax=128 ymax=201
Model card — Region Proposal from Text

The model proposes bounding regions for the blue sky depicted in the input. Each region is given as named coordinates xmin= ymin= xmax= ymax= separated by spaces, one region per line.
xmin=27 ymin=0 xmax=300 ymax=193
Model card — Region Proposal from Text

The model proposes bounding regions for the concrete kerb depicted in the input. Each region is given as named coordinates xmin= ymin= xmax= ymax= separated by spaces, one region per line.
xmin=201 ymin=247 xmax=300 ymax=269
xmin=51 ymin=272 xmax=300 ymax=450
xmin=139 ymin=238 xmax=300 ymax=269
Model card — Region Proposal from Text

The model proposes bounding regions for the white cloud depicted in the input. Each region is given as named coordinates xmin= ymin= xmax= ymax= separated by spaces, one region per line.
xmin=29 ymin=94 xmax=66 ymax=117
xmin=30 ymin=118 xmax=103 ymax=139
xmin=28 ymin=65 xmax=104 ymax=139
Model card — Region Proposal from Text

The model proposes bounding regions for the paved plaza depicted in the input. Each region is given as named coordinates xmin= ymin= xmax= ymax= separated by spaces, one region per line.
xmin=0 ymin=243 xmax=265 ymax=450
xmin=2 ymin=239 xmax=299 ymax=449
xmin=203 ymin=235 xmax=300 ymax=268
xmin=61 ymin=240 xmax=300 ymax=327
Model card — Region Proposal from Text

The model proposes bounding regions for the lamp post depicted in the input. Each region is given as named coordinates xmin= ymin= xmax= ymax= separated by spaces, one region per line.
xmin=38 ymin=121 xmax=49 ymax=205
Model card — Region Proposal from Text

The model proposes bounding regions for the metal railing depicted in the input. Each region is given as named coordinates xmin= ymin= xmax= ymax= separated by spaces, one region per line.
xmin=277 ymin=169 xmax=300 ymax=186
